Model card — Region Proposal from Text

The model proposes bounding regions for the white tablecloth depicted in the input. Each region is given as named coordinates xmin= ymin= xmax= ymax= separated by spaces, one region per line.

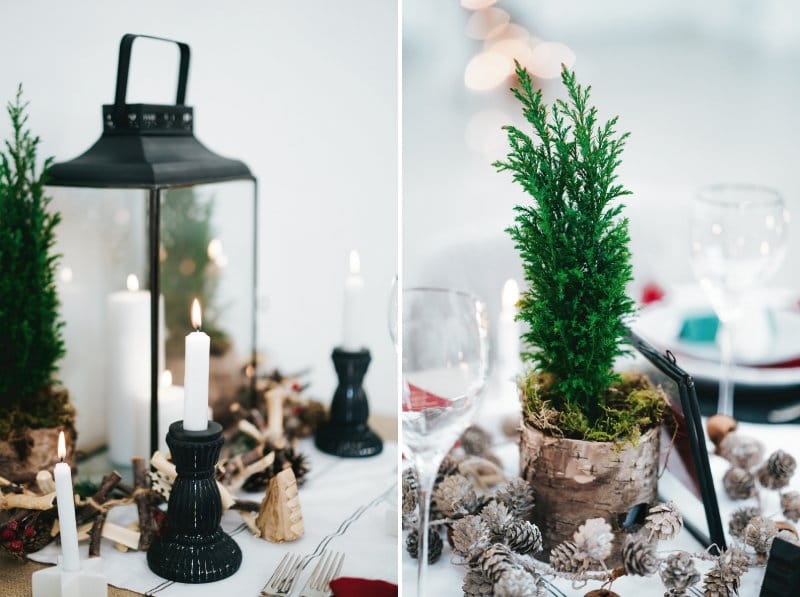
xmin=402 ymin=409 xmax=791 ymax=596
xmin=32 ymin=439 xmax=398 ymax=596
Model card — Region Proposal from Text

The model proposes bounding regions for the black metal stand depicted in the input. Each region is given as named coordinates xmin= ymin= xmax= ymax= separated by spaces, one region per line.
xmin=147 ymin=421 xmax=241 ymax=583
xmin=315 ymin=348 xmax=383 ymax=458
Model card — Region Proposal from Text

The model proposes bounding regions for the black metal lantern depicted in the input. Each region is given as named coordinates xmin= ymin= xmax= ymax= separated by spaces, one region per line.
xmin=48 ymin=34 xmax=257 ymax=462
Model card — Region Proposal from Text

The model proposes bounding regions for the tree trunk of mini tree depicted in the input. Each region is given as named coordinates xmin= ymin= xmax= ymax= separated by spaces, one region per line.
xmin=0 ymin=418 xmax=77 ymax=484
xmin=519 ymin=423 xmax=660 ymax=567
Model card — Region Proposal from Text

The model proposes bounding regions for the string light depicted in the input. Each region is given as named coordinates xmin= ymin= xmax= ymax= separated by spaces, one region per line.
xmin=465 ymin=51 xmax=514 ymax=91
xmin=460 ymin=0 xmax=497 ymax=9
xmin=529 ymin=41 xmax=576 ymax=79
xmin=465 ymin=7 xmax=510 ymax=40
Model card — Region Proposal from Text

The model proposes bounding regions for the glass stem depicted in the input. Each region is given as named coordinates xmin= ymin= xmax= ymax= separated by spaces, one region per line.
xmin=415 ymin=463 xmax=436 ymax=597
xmin=717 ymin=320 xmax=734 ymax=416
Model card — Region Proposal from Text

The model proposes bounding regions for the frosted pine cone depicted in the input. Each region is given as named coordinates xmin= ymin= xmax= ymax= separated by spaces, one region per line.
xmin=757 ymin=450 xmax=797 ymax=490
xmin=450 ymin=515 xmax=490 ymax=561
xmin=436 ymin=454 xmax=464 ymax=484
xmin=433 ymin=474 xmax=480 ymax=518
xmin=480 ymin=500 xmax=512 ymax=539
xmin=460 ymin=425 xmax=492 ymax=456
xmin=703 ymin=563 xmax=740 ymax=597
xmin=660 ymin=551 xmax=700 ymax=595
xmin=722 ymin=467 xmax=756 ymax=500
xmin=728 ymin=506 xmax=760 ymax=538
xmin=573 ymin=517 xmax=613 ymax=563
xmin=744 ymin=516 xmax=777 ymax=559
xmin=504 ymin=520 xmax=542 ymax=555
xmin=549 ymin=541 xmax=586 ymax=573
xmin=717 ymin=433 xmax=765 ymax=469
xmin=494 ymin=566 xmax=544 ymax=597
xmin=776 ymin=529 xmax=800 ymax=547
xmin=645 ymin=502 xmax=683 ymax=541
xmin=494 ymin=478 xmax=535 ymax=519
xmin=478 ymin=543 xmax=515 ymax=582
xmin=622 ymin=534 xmax=659 ymax=576
xmin=402 ymin=468 xmax=418 ymax=514
xmin=406 ymin=528 xmax=443 ymax=564
xmin=462 ymin=568 xmax=493 ymax=596
xmin=781 ymin=490 xmax=800 ymax=522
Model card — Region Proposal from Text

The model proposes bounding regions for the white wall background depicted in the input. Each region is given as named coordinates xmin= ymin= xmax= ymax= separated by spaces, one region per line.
xmin=0 ymin=0 xmax=398 ymax=447
xmin=403 ymin=0 xmax=800 ymax=359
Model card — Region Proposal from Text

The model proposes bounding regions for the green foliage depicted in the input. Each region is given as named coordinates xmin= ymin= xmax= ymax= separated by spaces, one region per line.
xmin=0 ymin=86 xmax=67 ymax=426
xmin=160 ymin=188 xmax=229 ymax=356
xmin=495 ymin=64 xmax=637 ymax=426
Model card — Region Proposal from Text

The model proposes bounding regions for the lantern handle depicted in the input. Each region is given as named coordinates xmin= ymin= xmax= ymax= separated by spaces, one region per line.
xmin=114 ymin=33 xmax=190 ymax=107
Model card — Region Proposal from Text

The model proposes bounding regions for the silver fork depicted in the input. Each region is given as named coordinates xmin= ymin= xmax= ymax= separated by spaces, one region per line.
xmin=261 ymin=552 xmax=304 ymax=596
xmin=300 ymin=551 xmax=345 ymax=597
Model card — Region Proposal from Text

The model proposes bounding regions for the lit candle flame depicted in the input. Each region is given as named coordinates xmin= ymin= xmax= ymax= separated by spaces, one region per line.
xmin=349 ymin=250 xmax=361 ymax=275
xmin=191 ymin=298 xmax=202 ymax=330
xmin=126 ymin=274 xmax=139 ymax=292
xmin=502 ymin=278 xmax=519 ymax=310
xmin=162 ymin=370 xmax=173 ymax=388
xmin=57 ymin=430 xmax=66 ymax=461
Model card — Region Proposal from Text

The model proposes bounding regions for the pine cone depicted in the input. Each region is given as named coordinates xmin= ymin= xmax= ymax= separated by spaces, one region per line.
xmin=480 ymin=500 xmax=512 ymax=539
xmin=717 ymin=433 xmax=765 ymax=469
xmin=722 ymin=467 xmax=756 ymax=500
xmin=743 ymin=516 xmax=777 ymax=557
xmin=406 ymin=527 xmax=443 ymax=564
xmin=645 ymin=501 xmax=683 ymax=541
xmin=728 ymin=506 xmax=760 ymax=539
xmin=622 ymin=534 xmax=658 ymax=576
xmin=494 ymin=478 xmax=535 ymax=519
xmin=702 ymin=548 xmax=748 ymax=597
xmin=402 ymin=468 xmax=418 ymax=515
xmin=451 ymin=515 xmax=490 ymax=561
xmin=549 ymin=540 xmax=586 ymax=573
xmin=494 ymin=566 xmax=543 ymax=597
xmin=462 ymin=568 xmax=493 ymax=596
xmin=573 ymin=517 xmax=613 ymax=563
xmin=461 ymin=425 xmax=492 ymax=456
xmin=433 ymin=474 xmax=480 ymax=519
xmin=437 ymin=454 xmax=464 ymax=484
xmin=504 ymin=520 xmax=542 ymax=555
xmin=241 ymin=445 xmax=310 ymax=492
xmin=478 ymin=543 xmax=515 ymax=582
xmin=781 ymin=490 xmax=800 ymax=522
xmin=757 ymin=450 xmax=797 ymax=490
xmin=660 ymin=551 xmax=700 ymax=594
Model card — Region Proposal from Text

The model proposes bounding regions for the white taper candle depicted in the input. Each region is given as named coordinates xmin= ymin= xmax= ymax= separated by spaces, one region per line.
xmin=342 ymin=250 xmax=365 ymax=351
xmin=54 ymin=431 xmax=80 ymax=572
xmin=183 ymin=299 xmax=210 ymax=431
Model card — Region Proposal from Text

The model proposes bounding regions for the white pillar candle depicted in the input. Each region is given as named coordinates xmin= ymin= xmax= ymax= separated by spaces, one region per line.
xmin=341 ymin=250 xmax=365 ymax=351
xmin=54 ymin=431 xmax=80 ymax=572
xmin=183 ymin=299 xmax=210 ymax=431
xmin=106 ymin=274 xmax=164 ymax=464
xmin=158 ymin=370 xmax=185 ymax=452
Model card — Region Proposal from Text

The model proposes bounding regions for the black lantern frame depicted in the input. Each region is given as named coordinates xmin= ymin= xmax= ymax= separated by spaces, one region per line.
xmin=48 ymin=34 xmax=258 ymax=457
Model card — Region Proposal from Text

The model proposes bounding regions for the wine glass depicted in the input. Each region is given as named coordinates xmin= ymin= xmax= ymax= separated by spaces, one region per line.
xmin=390 ymin=287 xmax=489 ymax=596
xmin=690 ymin=184 xmax=788 ymax=416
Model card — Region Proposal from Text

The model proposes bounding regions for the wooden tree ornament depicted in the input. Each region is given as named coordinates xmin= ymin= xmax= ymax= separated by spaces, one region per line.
xmin=256 ymin=468 xmax=304 ymax=543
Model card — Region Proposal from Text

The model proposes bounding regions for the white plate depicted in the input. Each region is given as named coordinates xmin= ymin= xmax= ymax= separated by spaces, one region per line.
xmin=632 ymin=285 xmax=800 ymax=387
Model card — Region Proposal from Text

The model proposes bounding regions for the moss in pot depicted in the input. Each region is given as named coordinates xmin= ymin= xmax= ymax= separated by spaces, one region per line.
xmin=494 ymin=64 xmax=669 ymax=565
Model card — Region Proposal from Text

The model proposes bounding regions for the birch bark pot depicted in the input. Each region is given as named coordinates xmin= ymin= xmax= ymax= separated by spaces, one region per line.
xmin=519 ymin=423 xmax=659 ymax=566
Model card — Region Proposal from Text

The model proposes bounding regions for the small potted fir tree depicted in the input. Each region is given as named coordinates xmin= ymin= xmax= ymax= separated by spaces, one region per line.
xmin=495 ymin=65 xmax=668 ymax=562
xmin=0 ymin=88 xmax=75 ymax=483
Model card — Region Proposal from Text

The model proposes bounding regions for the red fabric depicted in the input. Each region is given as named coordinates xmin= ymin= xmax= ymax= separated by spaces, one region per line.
xmin=402 ymin=383 xmax=451 ymax=412
xmin=330 ymin=577 xmax=398 ymax=597
xmin=641 ymin=282 xmax=665 ymax=305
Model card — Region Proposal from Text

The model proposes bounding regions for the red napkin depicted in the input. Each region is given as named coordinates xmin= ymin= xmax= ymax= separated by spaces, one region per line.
xmin=330 ymin=577 xmax=398 ymax=597
xmin=402 ymin=383 xmax=452 ymax=412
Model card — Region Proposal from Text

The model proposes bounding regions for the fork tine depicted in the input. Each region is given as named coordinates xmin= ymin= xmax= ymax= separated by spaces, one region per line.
xmin=284 ymin=554 xmax=304 ymax=591
xmin=267 ymin=553 xmax=290 ymax=587
xmin=329 ymin=552 xmax=344 ymax=585
xmin=280 ymin=554 xmax=301 ymax=591
xmin=318 ymin=552 xmax=339 ymax=590
xmin=306 ymin=552 xmax=327 ymax=589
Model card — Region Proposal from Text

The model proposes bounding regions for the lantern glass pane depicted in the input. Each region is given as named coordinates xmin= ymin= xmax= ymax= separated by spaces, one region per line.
xmin=160 ymin=180 xmax=255 ymax=422
xmin=50 ymin=187 xmax=154 ymax=459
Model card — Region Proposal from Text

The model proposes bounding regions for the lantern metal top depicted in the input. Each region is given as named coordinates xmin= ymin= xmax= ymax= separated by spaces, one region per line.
xmin=48 ymin=34 xmax=252 ymax=189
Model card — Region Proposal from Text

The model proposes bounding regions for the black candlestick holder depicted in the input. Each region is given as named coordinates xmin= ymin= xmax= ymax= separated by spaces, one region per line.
xmin=315 ymin=347 xmax=383 ymax=458
xmin=147 ymin=421 xmax=241 ymax=583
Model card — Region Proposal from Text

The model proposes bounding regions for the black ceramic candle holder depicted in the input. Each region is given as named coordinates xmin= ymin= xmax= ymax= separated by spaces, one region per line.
xmin=147 ymin=421 xmax=241 ymax=583
xmin=315 ymin=347 xmax=383 ymax=458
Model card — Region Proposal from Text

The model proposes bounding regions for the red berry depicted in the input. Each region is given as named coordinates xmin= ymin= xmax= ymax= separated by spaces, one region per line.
xmin=0 ymin=528 xmax=15 ymax=542
xmin=292 ymin=383 xmax=302 ymax=391
xmin=6 ymin=520 xmax=19 ymax=532
xmin=9 ymin=539 xmax=23 ymax=553
xmin=22 ymin=527 xmax=35 ymax=539
xmin=641 ymin=282 xmax=665 ymax=305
